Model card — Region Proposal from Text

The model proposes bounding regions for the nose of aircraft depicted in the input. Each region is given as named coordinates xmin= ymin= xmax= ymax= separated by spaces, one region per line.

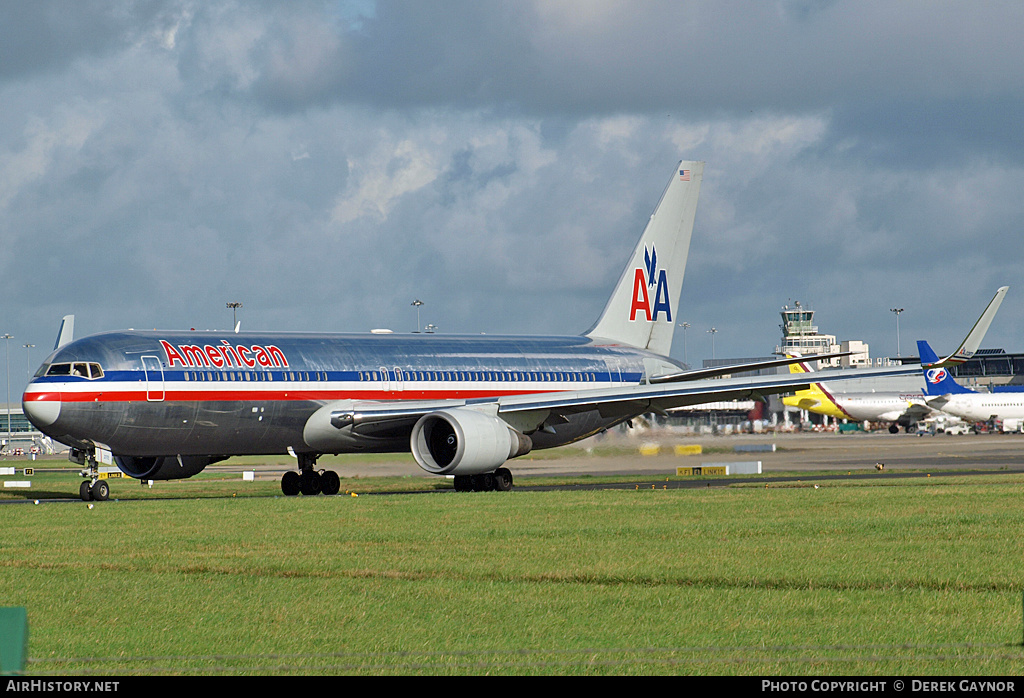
xmin=22 ymin=394 xmax=61 ymax=428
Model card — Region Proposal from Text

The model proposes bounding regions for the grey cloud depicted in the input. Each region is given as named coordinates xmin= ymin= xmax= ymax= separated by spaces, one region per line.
xmin=0 ymin=0 xmax=166 ymax=81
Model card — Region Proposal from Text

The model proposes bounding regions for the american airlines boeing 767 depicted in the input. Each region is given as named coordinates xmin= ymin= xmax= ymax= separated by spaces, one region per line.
xmin=23 ymin=161 xmax=915 ymax=499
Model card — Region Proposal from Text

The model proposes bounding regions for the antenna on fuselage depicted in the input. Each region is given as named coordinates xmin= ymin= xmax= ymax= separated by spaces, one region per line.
xmin=54 ymin=315 xmax=74 ymax=350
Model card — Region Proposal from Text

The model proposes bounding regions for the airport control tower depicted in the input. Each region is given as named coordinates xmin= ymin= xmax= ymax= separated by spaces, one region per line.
xmin=776 ymin=301 xmax=841 ymax=368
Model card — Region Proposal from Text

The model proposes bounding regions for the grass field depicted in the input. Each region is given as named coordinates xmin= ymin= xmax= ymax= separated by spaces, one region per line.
xmin=3 ymin=469 xmax=1024 ymax=675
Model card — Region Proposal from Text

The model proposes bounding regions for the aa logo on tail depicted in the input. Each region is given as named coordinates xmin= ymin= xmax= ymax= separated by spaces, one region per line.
xmin=629 ymin=245 xmax=672 ymax=322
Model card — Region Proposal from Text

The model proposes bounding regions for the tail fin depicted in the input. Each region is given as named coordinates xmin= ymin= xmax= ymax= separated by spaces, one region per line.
xmin=785 ymin=354 xmax=815 ymax=375
xmin=586 ymin=160 xmax=703 ymax=356
xmin=918 ymin=340 xmax=973 ymax=395
xmin=53 ymin=315 xmax=74 ymax=351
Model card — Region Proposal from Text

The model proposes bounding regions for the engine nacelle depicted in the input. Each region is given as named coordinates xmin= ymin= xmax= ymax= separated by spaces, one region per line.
xmin=410 ymin=408 xmax=532 ymax=475
xmin=113 ymin=455 xmax=225 ymax=480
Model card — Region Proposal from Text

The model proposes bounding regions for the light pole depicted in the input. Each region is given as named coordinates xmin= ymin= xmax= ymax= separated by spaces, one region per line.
xmin=707 ymin=327 xmax=718 ymax=361
xmin=679 ymin=322 xmax=691 ymax=365
xmin=890 ymin=308 xmax=904 ymax=357
xmin=227 ymin=302 xmax=243 ymax=330
xmin=411 ymin=300 xmax=424 ymax=333
xmin=2 ymin=333 xmax=11 ymax=448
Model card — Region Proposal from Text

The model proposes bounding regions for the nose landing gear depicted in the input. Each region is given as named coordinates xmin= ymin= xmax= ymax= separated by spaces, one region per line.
xmin=73 ymin=448 xmax=110 ymax=501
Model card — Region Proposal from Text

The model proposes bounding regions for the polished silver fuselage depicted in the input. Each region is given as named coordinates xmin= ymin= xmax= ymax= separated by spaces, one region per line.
xmin=23 ymin=330 xmax=671 ymax=458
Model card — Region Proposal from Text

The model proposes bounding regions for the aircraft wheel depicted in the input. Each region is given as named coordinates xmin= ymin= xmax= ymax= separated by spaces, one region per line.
xmin=281 ymin=471 xmax=301 ymax=496
xmin=888 ymin=424 xmax=900 ymax=434
xmin=493 ymin=468 xmax=513 ymax=492
xmin=473 ymin=473 xmax=495 ymax=492
xmin=79 ymin=481 xmax=93 ymax=502
xmin=300 ymin=470 xmax=321 ymax=496
xmin=90 ymin=480 xmax=110 ymax=502
xmin=453 ymin=475 xmax=471 ymax=492
xmin=320 ymin=470 xmax=341 ymax=496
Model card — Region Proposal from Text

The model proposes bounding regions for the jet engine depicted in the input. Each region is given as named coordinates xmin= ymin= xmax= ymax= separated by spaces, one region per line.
xmin=410 ymin=408 xmax=532 ymax=475
xmin=113 ymin=455 xmax=225 ymax=480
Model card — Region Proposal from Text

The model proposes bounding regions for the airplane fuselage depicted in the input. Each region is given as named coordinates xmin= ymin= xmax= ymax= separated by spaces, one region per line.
xmin=832 ymin=393 xmax=929 ymax=423
xmin=931 ymin=393 xmax=1024 ymax=423
xmin=23 ymin=329 xmax=673 ymax=463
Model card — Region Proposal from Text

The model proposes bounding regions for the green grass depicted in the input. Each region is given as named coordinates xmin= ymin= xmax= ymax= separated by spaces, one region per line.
xmin=3 ymin=475 xmax=1023 ymax=675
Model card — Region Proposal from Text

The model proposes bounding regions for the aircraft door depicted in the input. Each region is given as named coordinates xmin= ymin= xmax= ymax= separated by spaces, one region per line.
xmin=142 ymin=356 xmax=165 ymax=402
xmin=604 ymin=358 xmax=623 ymax=388
xmin=393 ymin=367 xmax=404 ymax=392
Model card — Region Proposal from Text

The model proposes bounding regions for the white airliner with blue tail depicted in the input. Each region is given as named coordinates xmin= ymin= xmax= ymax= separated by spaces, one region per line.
xmin=23 ymin=161 xmax=918 ymax=500
xmin=918 ymin=287 xmax=1024 ymax=428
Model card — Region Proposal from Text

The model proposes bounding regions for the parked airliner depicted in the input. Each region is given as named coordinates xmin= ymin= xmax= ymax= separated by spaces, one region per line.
xmin=23 ymin=161 xmax=917 ymax=500
xmin=782 ymin=360 xmax=934 ymax=433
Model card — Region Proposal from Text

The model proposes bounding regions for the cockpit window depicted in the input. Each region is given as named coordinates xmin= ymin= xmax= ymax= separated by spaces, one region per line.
xmin=45 ymin=362 xmax=104 ymax=379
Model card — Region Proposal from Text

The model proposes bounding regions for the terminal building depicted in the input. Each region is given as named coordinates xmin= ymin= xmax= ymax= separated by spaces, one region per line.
xmin=0 ymin=405 xmax=61 ymax=455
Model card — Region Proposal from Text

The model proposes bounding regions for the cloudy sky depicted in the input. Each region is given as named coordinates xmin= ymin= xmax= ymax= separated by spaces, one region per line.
xmin=2 ymin=0 xmax=1023 ymax=398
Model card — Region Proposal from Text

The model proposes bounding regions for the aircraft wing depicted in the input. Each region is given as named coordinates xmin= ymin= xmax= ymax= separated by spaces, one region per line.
xmin=903 ymin=403 xmax=935 ymax=420
xmin=925 ymin=286 xmax=1008 ymax=368
xmin=649 ymin=351 xmax=852 ymax=383
xmin=316 ymin=364 xmax=921 ymax=437
xmin=494 ymin=365 xmax=917 ymax=419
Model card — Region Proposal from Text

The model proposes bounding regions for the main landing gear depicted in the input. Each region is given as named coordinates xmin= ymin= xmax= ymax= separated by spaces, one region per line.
xmin=280 ymin=453 xmax=341 ymax=496
xmin=453 ymin=467 xmax=514 ymax=492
